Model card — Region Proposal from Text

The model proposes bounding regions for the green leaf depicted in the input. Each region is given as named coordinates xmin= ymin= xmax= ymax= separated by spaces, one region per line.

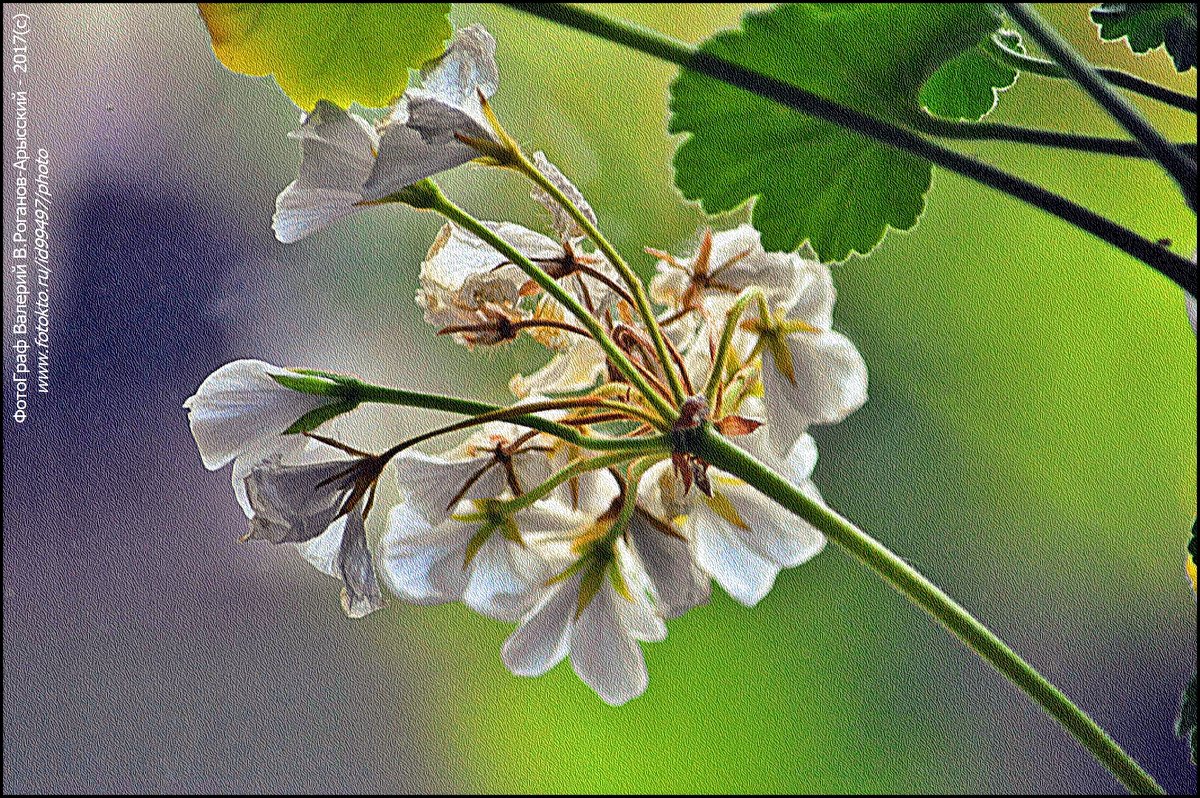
xmin=920 ymin=31 xmax=1023 ymax=121
xmin=669 ymin=4 xmax=1003 ymax=261
xmin=197 ymin=3 xmax=452 ymax=110
xmin=1091 ymin=3 xmax=1197 ymax=72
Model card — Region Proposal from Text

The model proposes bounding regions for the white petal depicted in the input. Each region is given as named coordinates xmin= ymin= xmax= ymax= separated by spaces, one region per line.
xmin=462 ymin=534 xmax=554 ymax=621
xmin=510 ymin=338 xmax=605 ymax=397
xmin=612 ymin=537 xmax=668 ymax=642
xmin=1186 ymin=291 xmax=1197 ymax=336
xmin=273 ymin=101 xmax=378 ymax=243
xmin=391 ymin=450 xmax=506 ymax=523
xmin=713 ymin=478 xmax=825 ymax=568
xmin=242 ymin=458 xmax=357 ymax=543
xmin=295 ymin=516 xmax=347 ymax=579
xmin=570 ymin=582 xmax=648 ymax=706
xmin=689 ymin=507 xmax=780 ymax=607
xmin=184 ymin=359 xmax=333 ymax=470
xmin=415 ymin=24 xmax=499 ymax=117
xmin=378 ymin=504 xmax=470 ymax=605
xmin=705 ymin=225 xmax=801 ymax=308
xmin=502 ymin=572 xmax=579 ymax=676
xmin=629 ymin=513 xmax=709 ymax=619
xmin=787 ymin=261 xmax=837 ymax=330
xmin=423 ymin=221 xmax=556 ymax=293
xmin=763 ymin=330 xmax=867 ymax=453
xmin=784 ymin=434 xmax=819 ymax=483
xmin=337 ymin=510 xmax=385 ymax=618
xmin=361 ymin=26 xmax=500 ymax=200
xmin=231 ymin=433 xmax=312 ymax=517
xmin=649 ymin=259 xmax=691 ymax=307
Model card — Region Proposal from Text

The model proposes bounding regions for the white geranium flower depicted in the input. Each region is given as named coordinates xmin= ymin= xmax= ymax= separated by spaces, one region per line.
xmin=362 ymin=25 xmax=501 ymax=202
xmin=649 ymin=225 xmax=804 ymax=313
xmin=746 ymin=263 xmax=867 ymax=454
xmin=423 ymin=221 xmax=552 ymax=299
xmin=273 ymin=101 xmax=380 ymax=244
xmin=415 ymin=221 xmax=547 ymax=347
xmin=379 ymin=498 xmax=583 ymax=620
xmin=184 ymin=359 xmax=343 ymax=470
xmin=241 ymin=452 xmax=385 ymax=618
xmin=501 ymin=536 xmax=666 ymax=705
xmin=657 ymin=434 xmax=825 ymax=607
xmin=391 ymin=420 xmax=557 ymax=524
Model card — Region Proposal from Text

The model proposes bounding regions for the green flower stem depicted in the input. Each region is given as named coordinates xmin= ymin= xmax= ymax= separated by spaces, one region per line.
xmin=425 ymin=182 xmax=678 ymax=421
xmin=500 ymin=2 xmax=1197 ymax=294
xmin=912 ymin=114 xmax=1197 ymax=160
xmin=984 ymin=32 xmax=1197 ymax=114
xmin=503 ymin=450 xmax=662 ymax=513
xmin=376 ymin=397 xmax=657 ymax=463
xmin=691 ymin=426 xmax=1164 ymax=795
xmin=703 ymin=288 xmax=763 ymax=407
xmin=515 ymin=151 xmax=688 ymax=404
xmin=351 ymin=381 xmax=668 ymax=454
xmin=1003 ymin=3 xmax=1197 ymax=211
xmin=609 ymin=455 xmax=661 ymax=535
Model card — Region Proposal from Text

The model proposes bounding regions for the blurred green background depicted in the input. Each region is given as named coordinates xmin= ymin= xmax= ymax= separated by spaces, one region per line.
xmin=3 ymin=3 xmax=1195 ymax=793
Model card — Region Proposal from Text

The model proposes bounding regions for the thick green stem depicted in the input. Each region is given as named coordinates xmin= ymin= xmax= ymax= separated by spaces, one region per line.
xmin=913 ymin=114 xmax=1197 ymax=160
xmin=984 ymin=33 xmax=1197 ymax=114
xmin=1003 ymin=3 xmax=1196 ymax=211
xmin=426 ymin=184 xmax=678 ymax=421
xmin=517 ymin=153 xmax=688 ymax=404
xmin=351 ymin=381 xmax=668 ymax=454
xmin=501 ymin=2 xmax=1197 ymax=294
xmin=691 ymin=426 xmax=1164 ymax=795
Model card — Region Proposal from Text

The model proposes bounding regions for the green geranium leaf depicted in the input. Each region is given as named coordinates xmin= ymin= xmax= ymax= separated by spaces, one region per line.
xmin=1091 ymin=3 xmax=1197 ymax=72
xmin=197 ymin=3 xmax=452 ymax=110
xmin=669 ymin=3 xmax=1003 ymax=261
xmin=920 ymin=31 xmax=1024 ymax=121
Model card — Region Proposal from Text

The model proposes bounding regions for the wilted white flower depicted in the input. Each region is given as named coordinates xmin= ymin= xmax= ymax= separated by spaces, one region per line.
xmin=362 ymin=25 xmax=501 ymax=202
xmin=273 ymin=101 xmax=380 ymax=244
xmin=502 ymin=535 xmax=666 ymax=705
xmin=184 ymin=359 xmax=343 ymax=470
xmin=241 ymin=448 xmax=386 ymax=619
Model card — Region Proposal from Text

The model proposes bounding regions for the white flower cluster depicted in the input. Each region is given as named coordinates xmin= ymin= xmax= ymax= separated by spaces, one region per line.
xmin=187 ymin=23 xmax=868 ymax=704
